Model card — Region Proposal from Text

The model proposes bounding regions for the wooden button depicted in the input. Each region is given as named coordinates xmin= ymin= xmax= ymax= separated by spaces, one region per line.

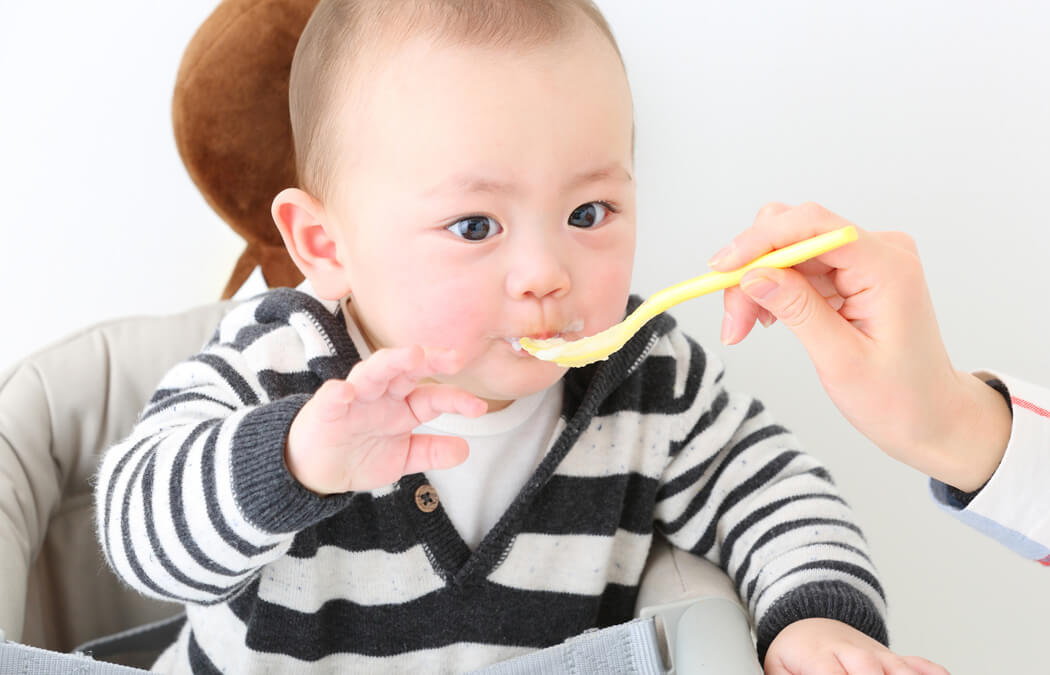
xmin=414 ymin=484 xmax=439 ymax=513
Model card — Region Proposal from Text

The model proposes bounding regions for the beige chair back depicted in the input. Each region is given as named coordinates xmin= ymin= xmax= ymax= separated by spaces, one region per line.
xmin=0 ymin=303 xmax=231 ymax=652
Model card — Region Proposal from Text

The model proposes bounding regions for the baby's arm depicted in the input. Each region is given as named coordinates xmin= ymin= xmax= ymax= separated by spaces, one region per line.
xmin=95 ymin=292 xmax=483 ymax=605
xmin=95 ymin=319 xmax=318 ymax=605
xmin=652 ymin=331 xmax=885 ymax=661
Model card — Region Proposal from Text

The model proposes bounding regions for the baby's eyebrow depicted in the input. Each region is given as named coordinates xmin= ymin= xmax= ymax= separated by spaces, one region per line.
xmin=568 ymin=163 xmax=633 ymax=190
xmin=425 ymin=162 xmax=633 ymax=198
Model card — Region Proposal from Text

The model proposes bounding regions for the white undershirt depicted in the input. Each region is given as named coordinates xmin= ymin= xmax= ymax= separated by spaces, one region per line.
xmin=419 ymin=384 xmax=564 ymax=550
xmin=339 ymin=296 xmax=565 ymax=550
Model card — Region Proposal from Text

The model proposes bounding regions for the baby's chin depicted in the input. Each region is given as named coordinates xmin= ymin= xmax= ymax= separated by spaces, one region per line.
xmin=440 ymin=360 xmax=567 ymax=413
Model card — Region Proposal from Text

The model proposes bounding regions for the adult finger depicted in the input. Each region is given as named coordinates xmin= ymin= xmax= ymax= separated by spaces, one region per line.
xmin=401 ymin=434 xmax=470 ymax=474
xmin=406 ymin=383 xmax=487 ymax=424
xmin=739 ymin=266 xmax=867 ymax=376
xmin=721 ymin=284 xmax=763 ymax=345
xmin=710 ymin=202 xmax=850 ymax=271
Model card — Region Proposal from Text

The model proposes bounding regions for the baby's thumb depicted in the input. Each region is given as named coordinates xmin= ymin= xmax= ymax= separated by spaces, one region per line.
xmin=402 ymin=434 xmax=470 ymax=475
xmin=740 ymin=268 xmax=857 ymax=367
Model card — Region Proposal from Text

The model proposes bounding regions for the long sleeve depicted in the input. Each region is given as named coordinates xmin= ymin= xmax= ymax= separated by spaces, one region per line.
xmin=94 ymin=290 xmax=358 ymax=605
xmin=930 ymin=371 xmax=1050 ymax=563
xmin=651 ymin=330 xmax=885 ymax=659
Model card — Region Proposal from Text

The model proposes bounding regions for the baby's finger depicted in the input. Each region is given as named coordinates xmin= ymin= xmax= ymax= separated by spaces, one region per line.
xmin=878 ymin=655 xmax=923 ymax=675
xmin=349 ymin=346 xmax=426 ymax=400
xmin=406 ymin=383 xmax=488 ymax=424
xmin=422 ymin=347 xmax=467 ymax=376
xmin=900 ymin=656 xmax=950 ymax=675
xmin=381 ymin=348 xmax=467 ymax=399
xmin=313 ymin=379 xmax=356 ymax=422
xmin=838 ymin=648 xmax=903 ymax=675
xmin=401 ymin=434 xmax=470 ymax=475
xmin=762 ymin=662 xmax=791 ymax=675
xmin=387 ymin=371 xmax=423 ymax=400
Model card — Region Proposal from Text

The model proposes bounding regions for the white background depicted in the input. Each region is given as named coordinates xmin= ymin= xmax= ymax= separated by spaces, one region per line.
xmin=2 ymin=1 xmax=1048 ymax=673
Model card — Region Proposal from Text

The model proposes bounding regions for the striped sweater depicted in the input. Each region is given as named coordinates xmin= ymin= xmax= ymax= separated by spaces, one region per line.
xmin=95 ymin=288 xmax=887 ymax=673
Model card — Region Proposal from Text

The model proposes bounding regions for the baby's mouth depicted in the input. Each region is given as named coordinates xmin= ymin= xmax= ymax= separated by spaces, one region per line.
xmin=505 ymin=319 xmax=584 ymax=352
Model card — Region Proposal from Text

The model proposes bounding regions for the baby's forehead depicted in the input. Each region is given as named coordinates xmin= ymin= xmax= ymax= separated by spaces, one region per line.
xmin=292 ymin=0 xmax=626 ymax=204
xmin=329 ymin=0 xmax=624 ymax=85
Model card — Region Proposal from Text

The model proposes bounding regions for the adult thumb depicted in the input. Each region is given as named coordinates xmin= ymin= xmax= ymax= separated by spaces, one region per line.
xmin=739 ymin=267 xmax=859 ymax=367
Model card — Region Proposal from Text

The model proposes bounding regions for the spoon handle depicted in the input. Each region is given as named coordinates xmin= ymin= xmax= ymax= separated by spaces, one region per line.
xmin=628 ymin=226 xmax=858 ymax=330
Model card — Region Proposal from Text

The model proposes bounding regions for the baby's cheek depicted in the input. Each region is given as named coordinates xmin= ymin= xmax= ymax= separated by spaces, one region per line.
xmin=399 ymin=285 xmax=489 ymax=351
xmin=587 ymin=273 xmax=634 ymax=328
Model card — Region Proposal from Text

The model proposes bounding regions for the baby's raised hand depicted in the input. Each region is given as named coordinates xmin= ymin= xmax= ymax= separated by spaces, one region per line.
xmin=764 ymin=619 xmax=948 ymax=675
xmin=285 ymin=345 xmax=487 ymax=495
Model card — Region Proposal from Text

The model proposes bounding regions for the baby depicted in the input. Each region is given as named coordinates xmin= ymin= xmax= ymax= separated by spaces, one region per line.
xmin=95 ymin=1 xmax=934 ymax=672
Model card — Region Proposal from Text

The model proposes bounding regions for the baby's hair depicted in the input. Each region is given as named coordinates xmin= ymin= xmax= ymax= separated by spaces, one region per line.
xmin=289 ymin=0 xmax=623 ymax=204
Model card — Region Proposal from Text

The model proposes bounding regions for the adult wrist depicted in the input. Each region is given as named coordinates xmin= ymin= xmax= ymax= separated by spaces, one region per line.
xmin=921 ymin=371 xmax=1011 ymax=492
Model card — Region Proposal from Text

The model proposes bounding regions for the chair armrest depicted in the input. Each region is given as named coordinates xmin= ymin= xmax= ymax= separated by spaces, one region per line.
xmin=636 ymin=535 xmax=762 ymax=674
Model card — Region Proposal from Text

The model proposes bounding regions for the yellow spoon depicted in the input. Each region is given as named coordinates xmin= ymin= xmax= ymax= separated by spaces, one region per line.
xmin=519 ymin=225 xmax=858 ymax=367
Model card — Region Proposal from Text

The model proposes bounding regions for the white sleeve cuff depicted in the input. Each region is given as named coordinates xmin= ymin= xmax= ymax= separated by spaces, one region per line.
xmin=930 ymin=371 xmax=1050 ymax=563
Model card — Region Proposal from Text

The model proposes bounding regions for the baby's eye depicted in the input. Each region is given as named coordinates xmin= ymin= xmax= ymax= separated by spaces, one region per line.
xmin=567 ymin=202 xmax=612 ymax=229
xmin=447 ymin=216 xmax=503 ymax=241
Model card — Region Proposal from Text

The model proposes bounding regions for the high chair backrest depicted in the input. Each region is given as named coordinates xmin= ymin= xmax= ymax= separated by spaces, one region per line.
xmin=0 ymin=302 xmax=232 ymax=654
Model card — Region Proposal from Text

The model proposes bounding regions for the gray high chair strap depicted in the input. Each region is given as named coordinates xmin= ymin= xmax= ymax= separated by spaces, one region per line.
xmin=471 ymin=617 xmax=666 ymax=675
xmin=0 ymin=614 xmax=184 ymax=675
xmin=74 ymin=613 xmax=187 ymax=664
xmin=473 ymin=595 xmax=762 ymax=675
xmin=1 ymin=588 xmax=758 ymax=674
xmin=0 ymin=632 xmax=148 ymax=675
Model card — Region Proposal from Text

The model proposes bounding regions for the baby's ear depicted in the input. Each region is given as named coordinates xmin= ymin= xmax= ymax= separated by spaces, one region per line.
xmin=271 ymin=188 xmax=350 ymax=299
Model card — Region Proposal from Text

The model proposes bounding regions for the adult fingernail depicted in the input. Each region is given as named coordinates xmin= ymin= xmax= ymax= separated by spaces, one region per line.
xmin=720 ymin=311 xmax=734 ymax=345
xmin=708 ymin=244 xmax=733 ymax=268
xmin=741 ymin=274 xmax=778 ymax=300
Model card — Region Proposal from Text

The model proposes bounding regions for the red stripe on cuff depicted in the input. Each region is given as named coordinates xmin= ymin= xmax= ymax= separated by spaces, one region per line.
xmin=1011 ymin=396 xmax=1050 ymax=419
xmin=1038 ymin=554 xmax=1050 ymax=566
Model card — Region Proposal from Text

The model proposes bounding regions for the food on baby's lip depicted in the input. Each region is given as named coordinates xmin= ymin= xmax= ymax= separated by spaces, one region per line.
xmin=508 ymin=335 xmax=565 ymax=354
xmin=508 ymin=319 xmax=583 ymax=354
xmin=517 ymin=336 xmax=568 ymax=357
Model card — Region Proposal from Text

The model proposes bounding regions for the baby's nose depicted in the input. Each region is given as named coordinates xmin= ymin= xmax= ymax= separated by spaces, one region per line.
xmin=505 ymin=241 xmax=571 ymax=300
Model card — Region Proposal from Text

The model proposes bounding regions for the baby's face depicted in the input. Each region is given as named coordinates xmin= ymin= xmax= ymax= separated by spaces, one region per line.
xmin=326 ymin=26 xmax=635 ymax=410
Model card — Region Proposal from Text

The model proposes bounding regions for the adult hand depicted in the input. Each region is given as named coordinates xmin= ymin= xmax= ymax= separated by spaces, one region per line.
xmin=285 ymin=345 xmax=487 ymax=495
xmin=710 ymin=202 xmax=1010 ymax=492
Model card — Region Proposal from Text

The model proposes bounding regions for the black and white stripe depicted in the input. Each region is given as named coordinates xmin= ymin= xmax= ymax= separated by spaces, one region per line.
xmin=97 ymin=288 xmax=887 ymax=672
